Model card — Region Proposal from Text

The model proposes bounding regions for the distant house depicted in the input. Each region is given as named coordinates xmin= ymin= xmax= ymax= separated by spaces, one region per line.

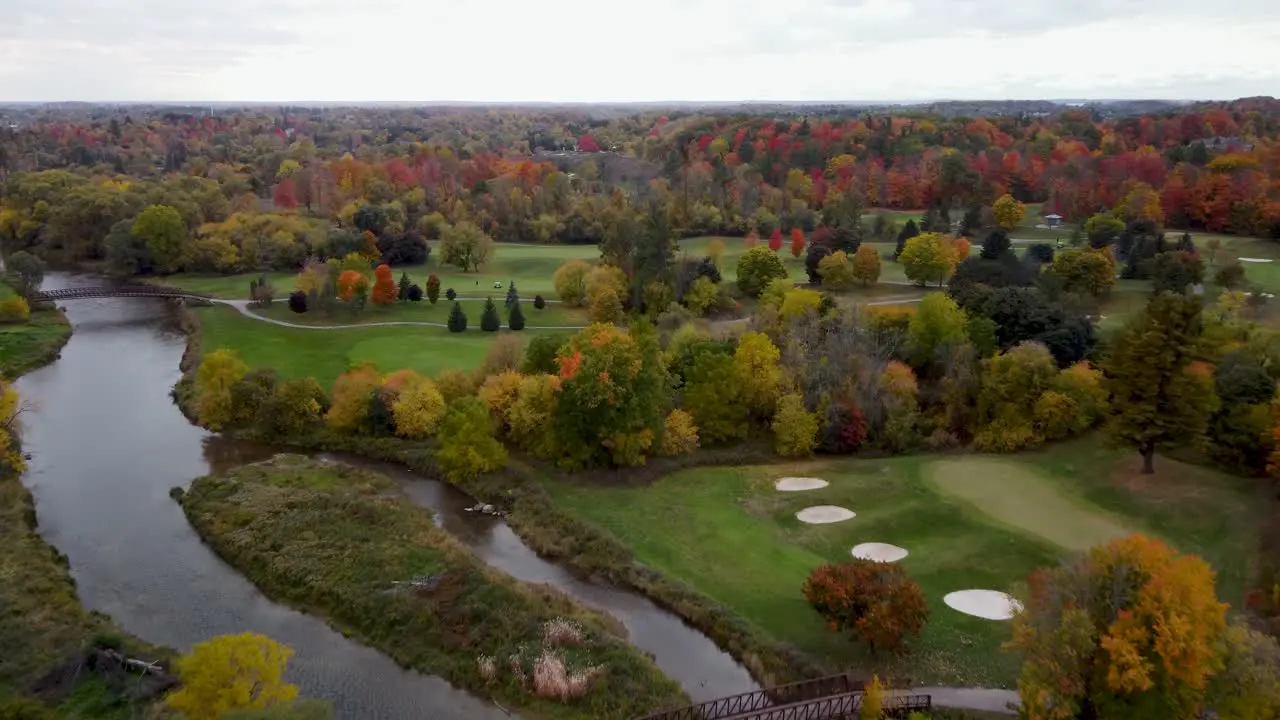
xmin=1044 ymin=214 xmax=1064 ymax=228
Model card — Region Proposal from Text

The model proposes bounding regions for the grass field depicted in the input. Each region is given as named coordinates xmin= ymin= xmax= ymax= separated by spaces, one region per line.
xmin=542 ymin=438 xmax=1262 ymax=688
xmin=0 ymin=307 xmax=71 ymax=379
xmin=247 ymin=297 xmax=588 ymax=328
xmin=196 ymin=305 xmax=568 ymax=386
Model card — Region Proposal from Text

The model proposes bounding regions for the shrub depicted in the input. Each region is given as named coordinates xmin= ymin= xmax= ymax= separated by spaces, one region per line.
xmin=802 ymin=560 xmax=929 ymax=654
xmin=683 ymin=276 xmax=719 ymax=316
xmin=287 ymin=290 xmax=307 ymax=314
xmin=426 ymin=274 xmax=441 ymax=303
xmin=436 ymin=397 xmax=508 ymax=482
xmin=447 ymin=301 xmax=467 ymax=333
xmin=773 ymin=394 xmax=819 ymax=458
xmin=760 ymin=278 xmax=793 ymax=310
xmin=659 ymin=409 xmax=700 ymax=456
xmin=0 ymin=297 xmax=31 ymax=323
xmin=819 ymin=404 xmax=867 ymax=454
xmin=480 ymin=297 xmax=501 ymax=332
xmin=533 ymin=294 xmax=546 ymax=310
xmin=736 ymin=246 xmax=790 ymax=297
xmin=446 ymin=287 xmax=457 ymax=301
xmin=407 ymin=284 xmax=423 ymax=302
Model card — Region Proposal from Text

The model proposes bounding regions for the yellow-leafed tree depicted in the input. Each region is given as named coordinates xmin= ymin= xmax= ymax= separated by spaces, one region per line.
xmin=196 ymin=349 xmax=249 ymax=430
xmin=167 ymin=633 xmax=299 ymax=720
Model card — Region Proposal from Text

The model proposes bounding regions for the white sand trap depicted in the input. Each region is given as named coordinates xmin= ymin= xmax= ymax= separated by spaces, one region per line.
xmin=775 ymin=477 xmax=829 ymax=492
xmin=796 ymin=506 xmax=855 ymax=524
xmin=851 ymin=542 xmax=909 ymax=563
xmin=944 ymin=590 xmax=1023 ymax=620
xmin=1239 ymin=257 xmax=1275 ymax=263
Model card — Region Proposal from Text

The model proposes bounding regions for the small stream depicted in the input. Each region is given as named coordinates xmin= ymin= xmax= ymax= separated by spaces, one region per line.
xmin=15 ymin=272 xmax=756 ymax=718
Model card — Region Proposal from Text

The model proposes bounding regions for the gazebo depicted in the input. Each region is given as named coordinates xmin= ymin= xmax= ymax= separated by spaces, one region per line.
xmin=1044 ymin=213 xmax=1064 ymax=228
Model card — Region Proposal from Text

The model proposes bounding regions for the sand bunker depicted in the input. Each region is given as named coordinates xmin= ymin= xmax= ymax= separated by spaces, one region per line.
xmin=943 ymin=590 xmax=1022 ymax=620
xmin=775 ymin=477 xmax=829 ymax=492
xmin=1239 ymin=257 xmax=1275 ymax=263
xmin=851 ymin=542 xmax=909 ymax=563
xmin=796 ymin=506 xmax=855 ymax=524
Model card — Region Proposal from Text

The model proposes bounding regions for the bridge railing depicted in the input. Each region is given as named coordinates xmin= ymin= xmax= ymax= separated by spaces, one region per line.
xmin=32 ymin=285 xmax=215 ymax=302
xmin=635 ymin=674 xmax=865 ymax=720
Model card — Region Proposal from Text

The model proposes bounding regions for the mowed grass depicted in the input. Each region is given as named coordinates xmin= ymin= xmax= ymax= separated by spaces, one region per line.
xmin=196 ymin=305 xmax=568 ymax=386
xmin=248 ymin=298 xmax=588 ymax=328
xmin=543 ymin=438 xmax=1262 ymax=687
xmin=0 ymin=304 xmax=71 ymax=379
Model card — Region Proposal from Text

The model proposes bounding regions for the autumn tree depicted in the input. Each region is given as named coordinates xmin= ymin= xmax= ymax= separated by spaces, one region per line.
xmin=439 ymin=221 xmax=494 ymax=272
xmin=659 ymin=409 xmax=700 ymax=456
xmin=773 ymin=393 xmax=819 ymax=457
xmin=370 ymin=264 xmax=396 ymax=306
xmin=817 ymin=250 xmax=855 ymax=289
xmin=0 ymin=381 xmax=25 ymax=473
xmin=507 ymin=374 xmax=562 ymax=459
xmin=899 ymin=232 xmax=958 ymax=286
xmin=684 ymin=350 xmax=750 ymax=444
xmin=256 ymin=378 xmax=326 ymax=438
xmin=585 ymin=264 xmax=627 ymax=323
xmin=436 ymin=397 xmax=508 ymax=481
xmin=1048 ymin=248 xmax=1117 ymax=296
xmin=6 ymin=250 xmax=44 ymax=296
xmin=906 ymin=293 xmax=968 ymax=367
xmin=553 ymin=259 xmax=591 ymax=306
xmin=131 ymin=204 xmax=187 ymax=274
xmin=195 ymin=349 xmax=249 ymax=430
xmin=737 ymin=245 xmax=789 ymax=297
xmin=850 ymin=245 xmax=881 ymax=286
xmin=336 ymin=270 xmax=366 ymax=301
xmin=790 ymin=228 xmax=806 ymax=258
xmin=325 ymin=363 xmax=380 ymax=433
xmin=391 ymin=376 xmax=447 ymax=439
xmin=768 ymin=228 xmax=783 ymax=252
xmin=734 ymin=331 xmax=783 ymax=418
xmin=706 ymin=238 xmax=727 ymax=265
xmin=167 ymin=633 xmax=299 ymax=720
xmin=974 ymin=342 xmax=1058 ymax=452
xmin=993 ymin=193 xmax=1025 ymax=230
xmin=1008 ymin=534 xmax=1227 ymax=720
xmin=683 ymin=276 xmax=719 ymax=316
xmin=803 ymin=560 xmax=929 ymax=654
xmin=1104 ymin=294 xmax=1216 ymax=473
xmin=426 ymin=273 xmax=441 ymax=304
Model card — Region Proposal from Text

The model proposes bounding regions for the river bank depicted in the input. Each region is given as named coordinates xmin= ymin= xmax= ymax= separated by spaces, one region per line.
xmin=178 ymin=455 xmax=688 ymax=719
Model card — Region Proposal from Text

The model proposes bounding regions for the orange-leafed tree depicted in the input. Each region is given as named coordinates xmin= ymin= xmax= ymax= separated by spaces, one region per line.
xmin=1008 ymin=533 xmax=1227 ymax=720
xmin=768 ymin=228 xmax=783 ymax=252
xmin=336 ymin=270 xmax=367 ymax=301
xmin=361 ymin=230 xmax=381 ymax=262
xmin=371 ymin=264 xmax=397 ymax=306
xmin=790 ymin=228 xmax=806 ymax=258
xmin=803 ymin=560 xmax=928 ymax=654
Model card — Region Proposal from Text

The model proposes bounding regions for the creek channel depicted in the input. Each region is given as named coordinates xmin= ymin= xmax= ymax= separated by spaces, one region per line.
xmin=15 ymin=272 xmax=757 ymax=718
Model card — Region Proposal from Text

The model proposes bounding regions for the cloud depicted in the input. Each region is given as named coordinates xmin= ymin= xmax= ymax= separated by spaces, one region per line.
xmin=1 ymin=0 xmax=1277 ymax=101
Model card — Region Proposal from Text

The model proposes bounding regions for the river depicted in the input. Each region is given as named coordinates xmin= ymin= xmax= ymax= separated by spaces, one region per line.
xmin=15 ymin=272 xmax=756 ymax=718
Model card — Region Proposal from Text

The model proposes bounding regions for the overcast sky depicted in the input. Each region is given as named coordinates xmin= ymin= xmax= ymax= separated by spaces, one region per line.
xmin=2 ymin=0 xmax=1279 ymax=102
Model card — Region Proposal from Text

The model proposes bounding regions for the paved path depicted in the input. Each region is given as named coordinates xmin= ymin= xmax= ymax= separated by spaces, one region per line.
xmin=216 ymin=300 xmax=587 ymax=331
xmin=908 ymin=687 xmax=1019 ymax=714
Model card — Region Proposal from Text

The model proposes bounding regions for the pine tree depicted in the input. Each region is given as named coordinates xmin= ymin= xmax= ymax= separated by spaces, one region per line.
xmin=508 ymin=300 xmax=525 ymax=331
xmin=505 ymin=280 xmax=519 ymax=309
xmin=398 ymin=272 xmax=411 ymax=301
xmin=894 ymin=219 xmax=920 ymax=259
xmin=447 ymin=302 xmax=467 ymax=333
xmin=480 ymin=297 xmax=501 ymax=332
xmin=426 ymin=274 xmax=441 ymax=304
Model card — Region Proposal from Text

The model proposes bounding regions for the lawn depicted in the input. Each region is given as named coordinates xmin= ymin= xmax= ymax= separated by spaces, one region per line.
xmin=196 ymin=305 xmax=569 ymax=386
xmin=0 ymin=306 xmax=71 ymax=379
xmin=542 ymin=438 xmax=1262 ymax=688
xmin=248 ymin=297 xmax=588 ymax=328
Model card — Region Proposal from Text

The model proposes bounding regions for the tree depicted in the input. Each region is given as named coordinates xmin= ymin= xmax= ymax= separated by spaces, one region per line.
xmin=737 ymin=245 xmax=789 ymax=297
xmin=436 ymin=397 xmax=508 ymax=481
xmin=370 ymin=264 xmax=396 ymax=306
xmin=894 ymin=219 xmax=920 ymax=259
xmin=816 ymin=250 xmax=855 ymax=289
xmin=1008 ymin=534 xmax=1227 ymax=720
xmin=850 ymin=245 xmax=881 ymax=286
xmin=684 ymin=350 xmax=750 ymax=444
xmin=391 ymin=376 xmax=447 ymax=439
xmin=166 ymin=633 xmax=299 ymax=720
xmin=659 ymin=409 xmax=700 ymax=456
xmin=479 ymin=297 xmax=501 ymax=332
xmin=195 ymin=350 xmax=249 ymax=430
xmin=325 ymin=364 xmax=380 ymax=433
xmin=507 ymin=374 xmax=562 ymax=459
xmin=773 ymin=393 xmax=819 ymax=457
xmin=256 ymin=378 xmax=326 ymax=438
xmin=523 ymin=334 xmax=563 ymax=375
xmin=131 ymin=205 xmax=187 ymax=274
xmin=407 ymin=284 xmax=423 ymax=302
xmin=780 ymin=288 xmax=823 ymax=320
xmin=734 ymin=331 xmax=783 ymax=418
xmin=5 ymin=250 xmax=44 ymax=296
xmin=397 ymin=271 xmax=411 ymax=301
xmin=861 ymin=677 xmax=885 ymax=720
xmin=533 ymin=294 xmax=546 ymax=310
xmin=1048 ymin=248 xmax=1117 ymax=296
xmin=768 ymin=228 xmax=783 ymax=252
xmin=790 ymin=228 xmax=806 ymax=258
xmin=906 ymin=293 xmax=968 ymax=366
xmin=899 ymin=232 xmax=958 ymax=286
xmin=0 ymin=381 xmax=23 ymax=473
xmin=439 ymin=221 xmax=494 ymax=272
xmin=287 ymin=290 xmax=307 ymax=314
xmin=973 ymin=342 xmax=1058 ymax=452
xmin=1206 ymin=622 xmax=1280 ymax=720
xmin=426 ymin=273 xmax=440 ymax=304
xmin=554 ymin=259 xmax=591 ymax=306
xmin=1104 ymin=294 xmax=1216 ymax=473
xmin=336 ymin=270 xmax=365 ymax=301
xmin=993 ymin=193 xmax=1025 ymax=230
xmin=1085 ymin=212 xmax=1126 ymax=249
xmin=508 ymin=300 xmax=526 ymax=330
xmin=683 ymin=275 xmax=719 ymax=316
xmin=803 ymin=561 xmax=928 ymax=654
xmin=980 ymin=228 xmax=1014 ymax=260
xmin=1146 ymin=250 xmax=1205 ymax=294
xmin=959 ymin=204 xmax=983 ymax=237
xmin=447 ymin=301 xmax=467 ymax=333
xmin=1214 ymin=261 xmax=1247 ymax=289
xmin=707 ymin=238 xmax=727 ymax=265
xmin=505 ymin=281 xmax=519 ymax=309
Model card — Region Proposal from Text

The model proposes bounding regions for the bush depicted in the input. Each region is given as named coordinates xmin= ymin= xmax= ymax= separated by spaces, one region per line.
xmin=446 ymin=287 xmax=457 ymax=301
xmin=802 ymin=560 xmax=929 ymax=654
xmin=534 ymin=294 xmax=546 ymax=310
xmin=407 ymin=284 xmax=423 ymax=302
xmin=0 ymin=297 xmax=31 ymax=323
xmin=426 ymin=274 xmax=441 ymax=303
xmin=447 ymin=302 xmax=467 ymax=333
xmin=287 ymin=290 xmax=307 ymax=314
xmin=659 ymin=409 xmax=700 ymax=456
xmin=433 ymin=368 xmax=476 ymax=403
xmin=819 ymin=404 xmax=867 ymax=454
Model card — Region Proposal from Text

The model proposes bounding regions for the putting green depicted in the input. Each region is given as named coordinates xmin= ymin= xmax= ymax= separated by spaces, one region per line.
xmin=925 ymin=457 xmax=1132 ymax=552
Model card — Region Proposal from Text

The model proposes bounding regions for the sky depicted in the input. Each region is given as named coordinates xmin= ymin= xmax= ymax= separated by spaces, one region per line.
xmin=2 ymin=0 xmax=1279 ymax=103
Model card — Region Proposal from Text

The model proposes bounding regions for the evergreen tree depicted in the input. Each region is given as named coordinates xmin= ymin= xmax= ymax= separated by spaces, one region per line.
xmin=397 ymin=271 xmax=411 ymax=301
xmin=480 ymin=297 xmax=501 ymax=332
xmin=959 ymin=204 xmax=983 ymax=237
xmin=447 ymin=301 xmax=467 ymax=333
xmin=894 ymin=220 xmax=920 ymax=259
xmin=508 ymin=300 xmax=526 ymax=331
xmin=980 ymin=228 xmax=1013 ymax=259
xmin=505 ymin=280 xmax=519 ymax=309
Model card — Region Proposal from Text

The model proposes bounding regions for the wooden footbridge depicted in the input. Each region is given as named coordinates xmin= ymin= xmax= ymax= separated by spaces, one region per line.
xmin=635 ymin=675 xmax=931 ymax=720
xmin=29 ymin=285 xmax=214 ymax=303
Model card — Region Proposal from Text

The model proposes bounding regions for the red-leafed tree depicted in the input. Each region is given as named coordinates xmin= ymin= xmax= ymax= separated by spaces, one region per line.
xmin=768 ymin=229 xmax=783 ymax=252
xmin=790 ymin=228 xmax=806 ymax=258
xmin=578 ymin=135 xmax=600 ymax=152
xmin=272 ymin=178 xmax=298 ymax=210
xmin=803 ymin=560 xmax=928 ymax=654
xmin=371 ymin=264 xmax=397 ymax=306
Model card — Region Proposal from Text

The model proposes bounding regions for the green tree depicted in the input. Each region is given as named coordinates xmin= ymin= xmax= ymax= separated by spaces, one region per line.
xmin=1047 ymin=248 xmax=1117 ymax=296
xmin=973 ymin=342 xmax=1058 ymax=452
xmin=508 ymin=300 xmax=525 ymax=331
xmin=480 ymin=297 xmax=501 ymax=332
xmin=1084 ymin=212 xmax=1125 ymax=248
xmin=167 ymin=633 xmax=300 ymax=720
xmin=1214 ymin=261 xmax=1247 ymax=290
xmin=683 ymin=350 xmax=750 ymax=444
xmin=397 ymin=271 xmax=411 ymax=301
xmin=439 ymin=221 xmax=494 ymax=272
xmin=522 ymin=334 xmax=563 ymax=374
xmin=894 ymin=219 xmax=920 ymax=258
xmin=773 ymin=393 xmax=819 ymax=457
xmin=816 ymin=250 xmax=855 ymax=289
xmin=736 ymin=245 xmax=789 ymax=297
xmin=1104 ymin=294 xmax=1216 ymax=473
xmin=553 ymin=259 xmax=591 ymax=306
xmin=898 ymin=232 xmax=958 ymax=286
xmin=195 ymin=349 xmax=249 ymax=430
xmin=256 ymin=378 xmax=326 ymax=438
xmin=850 ymin=244 xmax=881 ymax=286
xmin=1147 ymin=250 xmax=1205 ymax=295
xmin=5 ymin=250 xmax=44 ymax=296
xmin=131 ymin=204 xmax=187 ymax=274
xmin=447 ymin=301 xmax=467 ymax=333
xmin=436 ymin=397 xmax=508 ymax=481
xmin=906 ymin=293 xmax=968 ymax=366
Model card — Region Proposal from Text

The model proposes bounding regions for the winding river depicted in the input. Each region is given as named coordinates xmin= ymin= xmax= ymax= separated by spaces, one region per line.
xmin=15 ymin=272 xmax=757 ymax=719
